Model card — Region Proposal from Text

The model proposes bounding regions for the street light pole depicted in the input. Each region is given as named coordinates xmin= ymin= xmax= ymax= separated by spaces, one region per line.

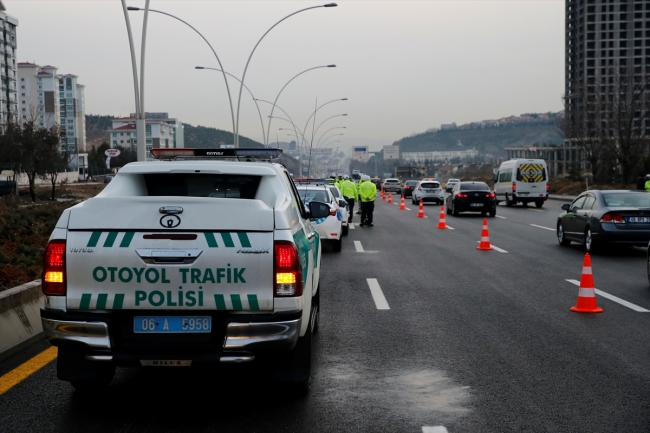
xmin=315 ymin=126 xmax=346 ymax=148
xmin=234 ymin=3 xmax=338 ymax=147
xmin=302 ymin=97 xmax=347 ymax=139
xmin=265 ymin=65 xmax=336 ymax=146
xmin=121 ymin=0 xmax=150 ymax=161
xmin=196 ymin=66 xmax=265 ymax=146
xmin=127 ymin=7 xmax=235 ymax=145
xmin=312 ymin=113 xmax=347 ymax=140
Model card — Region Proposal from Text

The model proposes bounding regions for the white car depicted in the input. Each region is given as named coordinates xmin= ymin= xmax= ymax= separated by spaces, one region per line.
xmin=326 ymin=184 xmax=349 ymax=235
xmin=412 ymin=180 xmax=444 ymax=205
xmin=298 ymin=185 xmax=344 ymax=252
xmin=39 ymin=148 xmax=329 ymax=392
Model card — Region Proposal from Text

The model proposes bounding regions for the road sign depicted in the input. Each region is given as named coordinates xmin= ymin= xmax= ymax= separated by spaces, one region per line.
xmin=352 ymin=146 xmax=369 ymax=162
xmin=104 ymin=148 xmax=121 ymax=157
xmin=383 ymin=145 xmax=399 ymax=160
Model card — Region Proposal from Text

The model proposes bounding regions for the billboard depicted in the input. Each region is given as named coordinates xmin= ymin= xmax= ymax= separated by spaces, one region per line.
xmin=383 ymin=145 xmax=399 ymax=160
xmin=352 ymin=146 xmax=369 ymax=162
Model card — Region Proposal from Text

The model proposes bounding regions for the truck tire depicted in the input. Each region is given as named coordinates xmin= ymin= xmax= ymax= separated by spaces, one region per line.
xmin=535 ymin=201 xmax=544 ymax=208
xmin=272 ymin=309 xmax=313 ymax=392
xmin=58 ymin=348 xmax=115 ymax=392
xmin=505 ymin=194 xmax=513 ymax=207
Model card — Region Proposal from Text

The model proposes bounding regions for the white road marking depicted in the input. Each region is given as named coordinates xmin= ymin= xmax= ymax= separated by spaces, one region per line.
xmin=530 ymin=224 xmax=555 ymax=231
xmin=349 ymin=223 xmax=355 ymax=229
xmin=354 ymin=240 xmax=364 ymax=253
xmin=366 ymin=278 xmax=390 ymax=310
xmin=405 ymin=207 xmax=412 ymax=211
xmin=566 ymin=279 xmax=650 ymax=312
xmin=495 ymin=215 xmax=507 ymax=219
xmin=527 ymin=208 xmax=544 ymax=213
xmin=422 ymin=427 xmax=448 ymax=433
xmin=445 ymin=225 xmax=455 ymax=230
xmin=476 ymin=241 xmax=508 ymax=253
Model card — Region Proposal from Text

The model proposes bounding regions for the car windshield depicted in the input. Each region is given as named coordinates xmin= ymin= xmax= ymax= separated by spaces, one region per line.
xmin=460 ymin=183 xmax=489 ymax=191
xmin=298 ymin=189 xmax=331 ymax=203
xmin=421 ymin=183 xmax=440 ymax=189
xmin=328 ymin=187 xmax=340 ymax=198
xmin=602 ymin=192 xmax=650 ymax=208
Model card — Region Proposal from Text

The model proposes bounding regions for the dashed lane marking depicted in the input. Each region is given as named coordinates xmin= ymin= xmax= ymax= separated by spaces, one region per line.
xmin=354 ymin=240 xmax=365 ymax=253
xmin=366 ymin=278 xmax=390 ymax=310
xmin=476 ymin=241 xmax=508 ymax=253
xmin=566 ymin=279 xmax=650 ymax=312
xmin=495 ymin=215 xmax=507 ymax=219
xmin=349 ymin=223 xmax=355 ymax=229
xmin=0 ymin=347 xmax=58 ymax=395
xmin=530 ymin=224 xmax=555 ymax=231
xmin=422 ymin=427 xmax=449 ymax=433
xmin=527 ymin=208 xmax=544 ymax=213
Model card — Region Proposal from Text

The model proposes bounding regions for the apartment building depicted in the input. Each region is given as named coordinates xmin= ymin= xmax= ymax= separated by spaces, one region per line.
xmin=59 ymin=74 xmax=86 ymax=153
xmin=0 ymin=1 xmax=17 ymax=125
xmin=109 ymin=116 xmax=178 ymax=159
xmin=17 ymin=63 xmax=59 ymax=128
xmin=129 ymin=112 xmax=184 ymax=148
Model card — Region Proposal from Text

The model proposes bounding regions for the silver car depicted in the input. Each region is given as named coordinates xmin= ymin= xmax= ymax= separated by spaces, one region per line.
xmin=412 ymin=180 xmax=444 ymax=205
xmin=382 ymin=178 xmax=402 ymax=193
xmin=445 ymin=178 xmax=460 ymax=192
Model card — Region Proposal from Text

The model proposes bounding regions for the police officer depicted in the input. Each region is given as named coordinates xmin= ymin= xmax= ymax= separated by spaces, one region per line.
xmin=341 ymin=175 xmax=358 ymax=223
xmin=329 ymin=173 xmax=336 ymax=185
xmin=359 ymin=174 xmax=377 ymax=227
xmin=645 ymin=174 xmax=650 ymax=192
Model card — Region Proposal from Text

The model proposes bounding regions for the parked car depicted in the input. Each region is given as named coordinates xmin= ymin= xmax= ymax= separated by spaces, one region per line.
xmin=298 ymin=185 xmax=344 ymax=251
xmin=402 ymin=180 xmax=419 ymax=197
xmin=412 ymin=180 xmax=444 ymax=205
xmin=446 ymin=181 xmax=496 ymax=217
xmin=382 ymin=178 xmax=402 ymax=193
xmin=557 ymin=190 xmax=650 ymax=252
xmin=445 ymin=178 xmax=460 ymax=193
xmin=327 ymin=184 xmax=349 ymax=235
xmin=370 ymin=177 xmax=382 ymax=191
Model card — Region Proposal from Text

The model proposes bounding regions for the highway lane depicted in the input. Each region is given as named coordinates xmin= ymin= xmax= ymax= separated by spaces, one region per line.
xmin=0 ymin=196 xmax=649 ymax=432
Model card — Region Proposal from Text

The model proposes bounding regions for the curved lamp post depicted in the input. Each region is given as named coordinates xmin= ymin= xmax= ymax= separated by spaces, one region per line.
xmin=196 ymin=66 xmax=265 ymax=145
xmin=121 ymin=0 xmax=150 ymax=161
xmin=312 ymin=114 xmax=347 ymax=141
xmin=317 ymin=132 xmax=344 ymax=148
xmin=234 ymin=3 xmax=338 ymax=147
xmin=302 ymin=97 xmax=347 ymax=139
xmin=315 ymin=126 xmax=346 ymax=148
xmin=265 ymin=64 xmax=336 ymax=146
xmin=128 ymin=6 xmax=235 ymax=145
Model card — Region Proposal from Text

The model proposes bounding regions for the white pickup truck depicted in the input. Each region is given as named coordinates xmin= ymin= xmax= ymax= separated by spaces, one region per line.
xmin=40 ymin=148 xmax=330 ymax=392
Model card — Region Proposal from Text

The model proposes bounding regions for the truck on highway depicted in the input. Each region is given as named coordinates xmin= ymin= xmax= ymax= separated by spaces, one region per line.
xmin=40 ymin=148 xmax=331 ymax=392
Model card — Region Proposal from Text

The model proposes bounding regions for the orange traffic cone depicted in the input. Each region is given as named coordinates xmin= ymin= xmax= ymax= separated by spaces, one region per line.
xmin=387 ymin=193 xmax=393 ymax=204
xmin=436 ymin=206 xmax=448 ymax=229
xmin=399 ymin=195 xmax=406 ymax=210
xmin=381 ymin=189 xmax=385 ymax=200
xmin=476 ymin=218 xmax=493 ymax=250
xmin=416 ymin=200 xmax=426 ymax=218
xmin=570 ymin=253 xmax=603 ymax=313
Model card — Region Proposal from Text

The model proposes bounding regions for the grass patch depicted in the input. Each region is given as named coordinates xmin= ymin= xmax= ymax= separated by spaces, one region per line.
xmin=0 ymin=198 xmax=74 ymax=291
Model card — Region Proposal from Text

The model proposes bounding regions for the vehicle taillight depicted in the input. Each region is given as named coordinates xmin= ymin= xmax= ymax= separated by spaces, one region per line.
xmin=512 ymin=182 xmax=517 ymax=192
xmin=274 ymin=241 xmax=303 ymax=297
xmin=600 ymin=213 xmax=625 ymax=224
xmin=406 ymin=186 xmax=411 ymax=190
xmin=42 ymin=240 xmax=66 ymax=296
xmin=329 ymin=207 xmax=337 ymax=216
xmin=457 ymin=193 xmax=468 ymax=198
xmin=417 ymin=186 xmax=422 ymax=191
xmin=486 ymin=193 xmax=495 ymax=198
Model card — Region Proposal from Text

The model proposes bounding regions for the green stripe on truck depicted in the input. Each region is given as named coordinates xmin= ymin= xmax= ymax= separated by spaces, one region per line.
xmin=120 ymin=232 xmax=134 ymax=248
xmin=230 ymin=294 xmax=243 ymax=310
xmin=87 ymin=232 xmax=101 ymax=248
xmin=96 ymin=294 xmax=108 ymax=309
xmin=113 ymin=294 xmax=124 ymax=310
xmin=79 ymin=294 xmax=91 ymax=309
xmin=247 ymin=294 xmax=260 ymax=311
xmin=214 ymin=294 xmax=226 ymax=310
xmin=204 ymin=232 xmax=218 ymax=248
xmin=103 ymin=232 xmax=118 ymax=248
xmin=237 ymin=232 xmax=252 ymax=248
xmin=221 ymin=232 xmax=235 ymax=248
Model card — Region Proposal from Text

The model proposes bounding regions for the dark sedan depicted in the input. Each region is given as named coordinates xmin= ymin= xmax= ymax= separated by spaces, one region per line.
xmin=401 ymin=180 xmax=419 ymax=197
xmin=445 ymin=181 xmax=496 ymax=217
xmin=557 ymin=190 xmax=650 ymax=252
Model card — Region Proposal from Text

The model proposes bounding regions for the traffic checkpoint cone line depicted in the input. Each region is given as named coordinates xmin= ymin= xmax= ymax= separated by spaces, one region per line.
xmin=381 ymin=189 xmax=385 ymax=200
xmin=476 ymin=218 xmax=493 ymax=250
xmin=417 ymin=200 xmax=426 ymax=218
xmin=436 ymin=206 xmax=448 ymax=229
xmin=399 ymin=195 xmax=406 ymax=210
xmin=387 ymin=193 xmax=393 ymax=204
xmin=570 ymin=253 xmax=603 ymax=313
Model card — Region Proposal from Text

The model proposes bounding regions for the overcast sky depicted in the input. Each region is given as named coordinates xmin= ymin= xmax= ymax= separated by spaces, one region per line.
xmin=7 ymin=0 xmax=565 ymax=152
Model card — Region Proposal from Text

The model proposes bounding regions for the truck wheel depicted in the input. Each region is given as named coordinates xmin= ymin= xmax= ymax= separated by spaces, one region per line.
xmin=505 ymin=194 xmax=513 ymax=207
xmin=58 ymin=348 xmax=115 ymax=392
xmin=522 ymin=201 xmax=528 ymax=207
xmin=272 ymin=309 xmax=313 ymax=392
xmin=535 ymin=201 xmax=544 ymax=208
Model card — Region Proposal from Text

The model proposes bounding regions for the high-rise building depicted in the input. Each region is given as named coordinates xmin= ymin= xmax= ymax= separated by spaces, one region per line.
xmin=58 ymin=74 xmax=86 ymax=153
xmin=17 ymin=63 xmax=60 ymax=129
xmin=0 ymin=1 xmax=18 ymax=125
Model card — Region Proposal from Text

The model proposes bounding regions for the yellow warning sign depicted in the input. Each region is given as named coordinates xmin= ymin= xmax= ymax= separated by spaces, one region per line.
xmin=518 ymin=164 xmax=545 ymax=183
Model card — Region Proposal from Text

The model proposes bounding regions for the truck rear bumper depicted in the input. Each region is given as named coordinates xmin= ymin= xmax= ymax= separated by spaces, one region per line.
xmin=41 ymin=308 xmax=302 ymax=364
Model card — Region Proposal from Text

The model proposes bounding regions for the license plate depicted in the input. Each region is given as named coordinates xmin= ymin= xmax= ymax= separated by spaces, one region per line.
xmin=134 ymin=316 xmax=212 ymax=333
xmin=140 ymin=360 xmax=192 ymax=367
xmin=627 ymin=217 xmax=650 ymax=223
xmin=470 ymin=203 xmax=483 ymax=207
xmin=518 ymin=192 xmax=529 ymax=196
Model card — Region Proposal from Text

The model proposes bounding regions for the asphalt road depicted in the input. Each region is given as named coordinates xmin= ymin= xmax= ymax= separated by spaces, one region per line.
xmin=1 ymin=195 xmax=649 ymax=433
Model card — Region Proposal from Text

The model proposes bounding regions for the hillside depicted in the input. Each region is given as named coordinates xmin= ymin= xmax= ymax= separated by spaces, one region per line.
xmin=392 ymin=113 xmax=564 ymax=157
xmin=84 ymin=114 xmax=264 ymax=149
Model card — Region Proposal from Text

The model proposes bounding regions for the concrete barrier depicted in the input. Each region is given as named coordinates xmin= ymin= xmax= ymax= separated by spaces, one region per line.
xmin=0 ymin=280 xmax=45 ymax=362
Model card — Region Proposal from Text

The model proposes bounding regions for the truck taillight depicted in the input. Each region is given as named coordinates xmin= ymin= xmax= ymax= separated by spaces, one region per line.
xmin=274 ymin=241 xmax=303 ymax=297
xmin=512 ymin=182 xmax=517 ymax=192
xmin=42 ymin=240 xmax=66 ymax=296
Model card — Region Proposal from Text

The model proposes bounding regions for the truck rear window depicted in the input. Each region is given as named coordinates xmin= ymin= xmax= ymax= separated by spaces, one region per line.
xmin=144 ymin=173 xmax=261 ymax=198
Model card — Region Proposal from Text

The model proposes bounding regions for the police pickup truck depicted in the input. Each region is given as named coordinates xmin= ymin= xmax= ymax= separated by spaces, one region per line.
xmin=40 ymin=148 xmax=330 ymax=392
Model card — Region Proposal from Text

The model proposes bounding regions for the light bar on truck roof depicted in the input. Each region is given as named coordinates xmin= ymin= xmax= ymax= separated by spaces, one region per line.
xmin=149 ymin=148 xmax=283 ymax=161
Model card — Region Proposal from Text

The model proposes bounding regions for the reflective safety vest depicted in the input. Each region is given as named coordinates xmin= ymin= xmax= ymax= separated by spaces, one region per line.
xmin=329 ymin=177 xmax=336 ymax=185
xmin=341 ymin=180 xmax=358 ymax=201
xmin=359 ymin=180 xmax=377 ymax=202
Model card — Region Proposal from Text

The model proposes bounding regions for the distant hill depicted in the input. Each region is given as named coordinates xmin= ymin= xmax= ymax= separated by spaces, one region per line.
xmin=392 ymin=112 xmax=564 ymax=157
xmin=84 ymin=114 xmax=264 ymax=149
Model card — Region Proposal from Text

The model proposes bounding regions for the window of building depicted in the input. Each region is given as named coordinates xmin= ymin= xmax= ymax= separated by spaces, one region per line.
xmin=20 ymin=77 xmax=23 ymax=81
xmin=66 ymin=92 xmax=72 ymax=98
xmin=67 ymin=112 xmax=73 ymax=117
xmin=21 ymin=93 xmax=24 ymax=96
xmin=67 ymin=119 xmax=73 ymax=124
